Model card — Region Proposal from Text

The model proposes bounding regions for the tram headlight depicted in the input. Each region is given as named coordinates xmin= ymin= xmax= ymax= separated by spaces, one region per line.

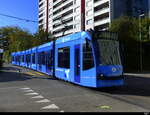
xmin=97 ymin=74 xmax=104 ymax=79
xmin=100 ymin=74 xmax=104 ymax=77
xmin=112 ymin=67 xmax=117 ymax=72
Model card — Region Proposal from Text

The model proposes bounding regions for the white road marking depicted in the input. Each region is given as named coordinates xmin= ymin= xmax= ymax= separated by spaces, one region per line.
xmin=60 ymin=110 xmax=65 ymax=112
xmin=23 ymin=90 xmax=34 ymax=92
xmin=21 ymin=88 xmax=30 ymax=90
xmin=41 ymin=104 xmax=59 ymax=109
xmin=31 ymin=95 xmax=44 ymax=99
xmin=0 ymin=86 xmax=24 ymax=90
xmin=35 ymin=99 xmax=50 ymax=103
xmin=19 ymin=87 xmax=61 ymax=111
xmin=25 ymin=92 xmax=39 ymax=96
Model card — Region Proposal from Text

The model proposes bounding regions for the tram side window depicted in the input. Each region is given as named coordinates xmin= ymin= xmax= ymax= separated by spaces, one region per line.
xmin=29 ymin=54 xmax=31 ymax=63
xmin=18 ymin=56 xmax=20 ymax=62
xmin=22 ymin=55 xmax=24 ymax=62
xmin=20 ymin=56 xmax=22 ymax=62
xmin=26 ymin=55 xmax=28 ymax=63
xmin=18 ymin=56 xmax=19 ymax=62
xmin=50 ymin=50 xmax=53 ymax=66
xmin=41 ymin=52 xmax=46 ymax=65
xmin=32 ymin=53 xmax=35 ymax=64
xmin=38 ymin=53 xmax=41 ymax=64
xmin=27 ymin=54 xmax=31 ymax=63
xmin=12 ymin=56 xmax=14 ymax=61
xmin=21 ymin=55 xmax=24 ymax=62
xmin=58 ymin=47 xmax=70 ymax=68
xmin=47 ymin=50 xmax=53 ymax=66
xmin=83 ymin=39 xmax=94 ymax=70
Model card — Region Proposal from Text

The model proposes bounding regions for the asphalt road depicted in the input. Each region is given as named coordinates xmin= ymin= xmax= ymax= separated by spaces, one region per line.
xmin=0 ymin=64 xmax=150 ymax=112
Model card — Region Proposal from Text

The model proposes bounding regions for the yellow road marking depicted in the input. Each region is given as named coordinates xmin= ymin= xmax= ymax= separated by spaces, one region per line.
xmin=35 ymin=72 xmax=47 ymax=76
xmin=25 ymin=72 xmax=37 ymax=76
xmin=13 ymin=65 xmax=50 ymax=78
xmin=35 ymin=72 xmax=44 ymax=76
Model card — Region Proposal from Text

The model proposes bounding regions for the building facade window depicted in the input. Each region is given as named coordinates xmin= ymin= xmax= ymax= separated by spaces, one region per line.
xmin=87 ymin=19 xmax=92 ymax=25
xmin=74 ymin=6 xmax=80 ymax=13
xmin=86 ymin=9 xmax=92 ymax=16
xmin=74 ymin=15 xmax=80 ymax=21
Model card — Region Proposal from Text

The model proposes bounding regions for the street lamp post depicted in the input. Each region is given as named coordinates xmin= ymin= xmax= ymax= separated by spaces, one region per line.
xmin=139 ymin=14 xmax=144 ymax=72
xmin=149 ymin=26 xmax=150 ymax=40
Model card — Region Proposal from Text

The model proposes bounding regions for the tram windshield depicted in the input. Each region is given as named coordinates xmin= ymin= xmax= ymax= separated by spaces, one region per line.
xmin=96 ymin=39 xmax=121 ymax=66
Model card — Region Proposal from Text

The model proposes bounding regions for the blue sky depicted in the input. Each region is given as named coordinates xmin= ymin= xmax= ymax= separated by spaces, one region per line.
xmin=0 ymin=0 xmax=38 ymax=34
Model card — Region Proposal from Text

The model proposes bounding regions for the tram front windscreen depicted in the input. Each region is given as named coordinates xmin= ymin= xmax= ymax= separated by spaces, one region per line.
xmin=96 ymin=39 xmax=121 ymax=66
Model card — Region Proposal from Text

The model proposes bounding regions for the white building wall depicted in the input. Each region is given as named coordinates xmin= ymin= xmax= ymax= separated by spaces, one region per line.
xmin=85 ymin=0 xmax=94 ymax=30
xmin=85 ymin=0 xmax=111 ymax=31
xmin=38 ymin=0 xmax=47 ymax=30
xmin=39 ymin=0 xmax=149 ymax=38
xmin=73 ymin=0 xmax=82 ymax=33
xmin=39 ymin=0 xmax=112 ymax=37
xmin=47 ymin=0 xmax=83 ymax=38
xmin=48 ymin=0 xmax=53 ymax=33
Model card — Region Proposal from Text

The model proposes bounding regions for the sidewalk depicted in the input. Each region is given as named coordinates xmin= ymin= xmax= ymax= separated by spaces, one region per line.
xmin=2 ymin=63 xmax=150 ymax=79
xmin=124 ymin=73 xmax=150 ymax=78
xmin=1 ymin=63 xmax=53 ymax=79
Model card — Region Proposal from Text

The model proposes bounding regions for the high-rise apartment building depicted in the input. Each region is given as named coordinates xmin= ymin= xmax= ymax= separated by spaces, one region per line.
xmin=39 ymin=0 xmax=49 ymax=31
xmin=39 ymin=0 xmax=85 ymax=38
xmin=85 ymin=0 xmax=149 ymax=31
xmin=38 ymin=0 xmax=149 ymax=38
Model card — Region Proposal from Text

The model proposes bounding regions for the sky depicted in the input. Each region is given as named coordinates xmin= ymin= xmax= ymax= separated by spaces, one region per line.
xmin=0 ymin=0 xmax=38 ymax=34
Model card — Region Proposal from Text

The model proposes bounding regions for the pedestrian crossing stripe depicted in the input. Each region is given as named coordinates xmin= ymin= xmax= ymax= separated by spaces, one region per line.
xmin=20 ymin=88 xmax=30 ymax=90
xmin=25 ymin=92 xmax=39 ymax=95
xmin=31 ymin=95 xmax=44 ymax=99
xmin=41 ymin=104 xmax=59 ymax=109
xmin=35 ymin=99 xmax=50 ymax=103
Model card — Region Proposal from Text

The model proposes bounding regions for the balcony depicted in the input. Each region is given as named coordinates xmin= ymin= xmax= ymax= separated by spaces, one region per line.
xmin=94 ymin=17 xmax=110 ymax=27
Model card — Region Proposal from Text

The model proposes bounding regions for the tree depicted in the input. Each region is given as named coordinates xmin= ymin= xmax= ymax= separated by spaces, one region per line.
xmin=109 ymin=16 xmax=150 ymax=72
xmin=140 ymin=16 xmax=150 ymax=42
xmin=0 ymin=26 xmax=55 ymax=63
xmin=33 ymin=28 xmax=54 ymax=47
xmin=0 ymin=26 xmax=34 ymax=62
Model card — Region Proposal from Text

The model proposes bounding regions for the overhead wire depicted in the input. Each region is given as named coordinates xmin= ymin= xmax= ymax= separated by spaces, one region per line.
xmin=0 ymin=13 xmax=38 ymax=23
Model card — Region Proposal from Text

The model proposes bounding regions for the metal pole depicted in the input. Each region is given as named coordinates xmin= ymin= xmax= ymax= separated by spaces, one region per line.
xmin=149 ymin=26 xmax=150 ymax=40
xmin=139 ymin=15 xmax=142 ymax=72
xmin=139 ymin=14 xmax=144 ymax=72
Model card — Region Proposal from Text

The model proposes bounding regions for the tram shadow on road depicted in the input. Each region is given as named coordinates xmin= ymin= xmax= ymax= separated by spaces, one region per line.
xmin=0 ymin=71 xmax=32 ymax=82
xmin=93 ymin=74 xmax=150 ymax=97
xmin=0 ymin=66 xmax=57 ymax=82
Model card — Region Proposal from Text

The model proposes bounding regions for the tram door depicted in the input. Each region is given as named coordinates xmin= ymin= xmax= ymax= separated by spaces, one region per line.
xmin=39 ymin=53 xmax=42 ymax=71
xmin=75 ymin=45 xmax=80 ymax=83
xmin=46 ymin=51 xmax=50 ymax=74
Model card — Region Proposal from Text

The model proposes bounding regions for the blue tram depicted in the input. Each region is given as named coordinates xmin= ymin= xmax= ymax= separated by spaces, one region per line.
xmin=37 ymin=42 xmax=54 ymax=75
xmin=25 ymin=49 xmax=32 ymax=68
xmin=11 ymin=31 xmax=124 ymax=88
xmin=11 ymin=52 xmax=16 ymax=65
xmin=20 ymin=51 xmax=26 ymax=67
xmin=31 ymin=47 xmax=37 ymax=70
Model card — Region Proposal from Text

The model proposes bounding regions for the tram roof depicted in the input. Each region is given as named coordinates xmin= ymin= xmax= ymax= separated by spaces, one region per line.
xmin=55 ymin=31 xmax=91 ymax=45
